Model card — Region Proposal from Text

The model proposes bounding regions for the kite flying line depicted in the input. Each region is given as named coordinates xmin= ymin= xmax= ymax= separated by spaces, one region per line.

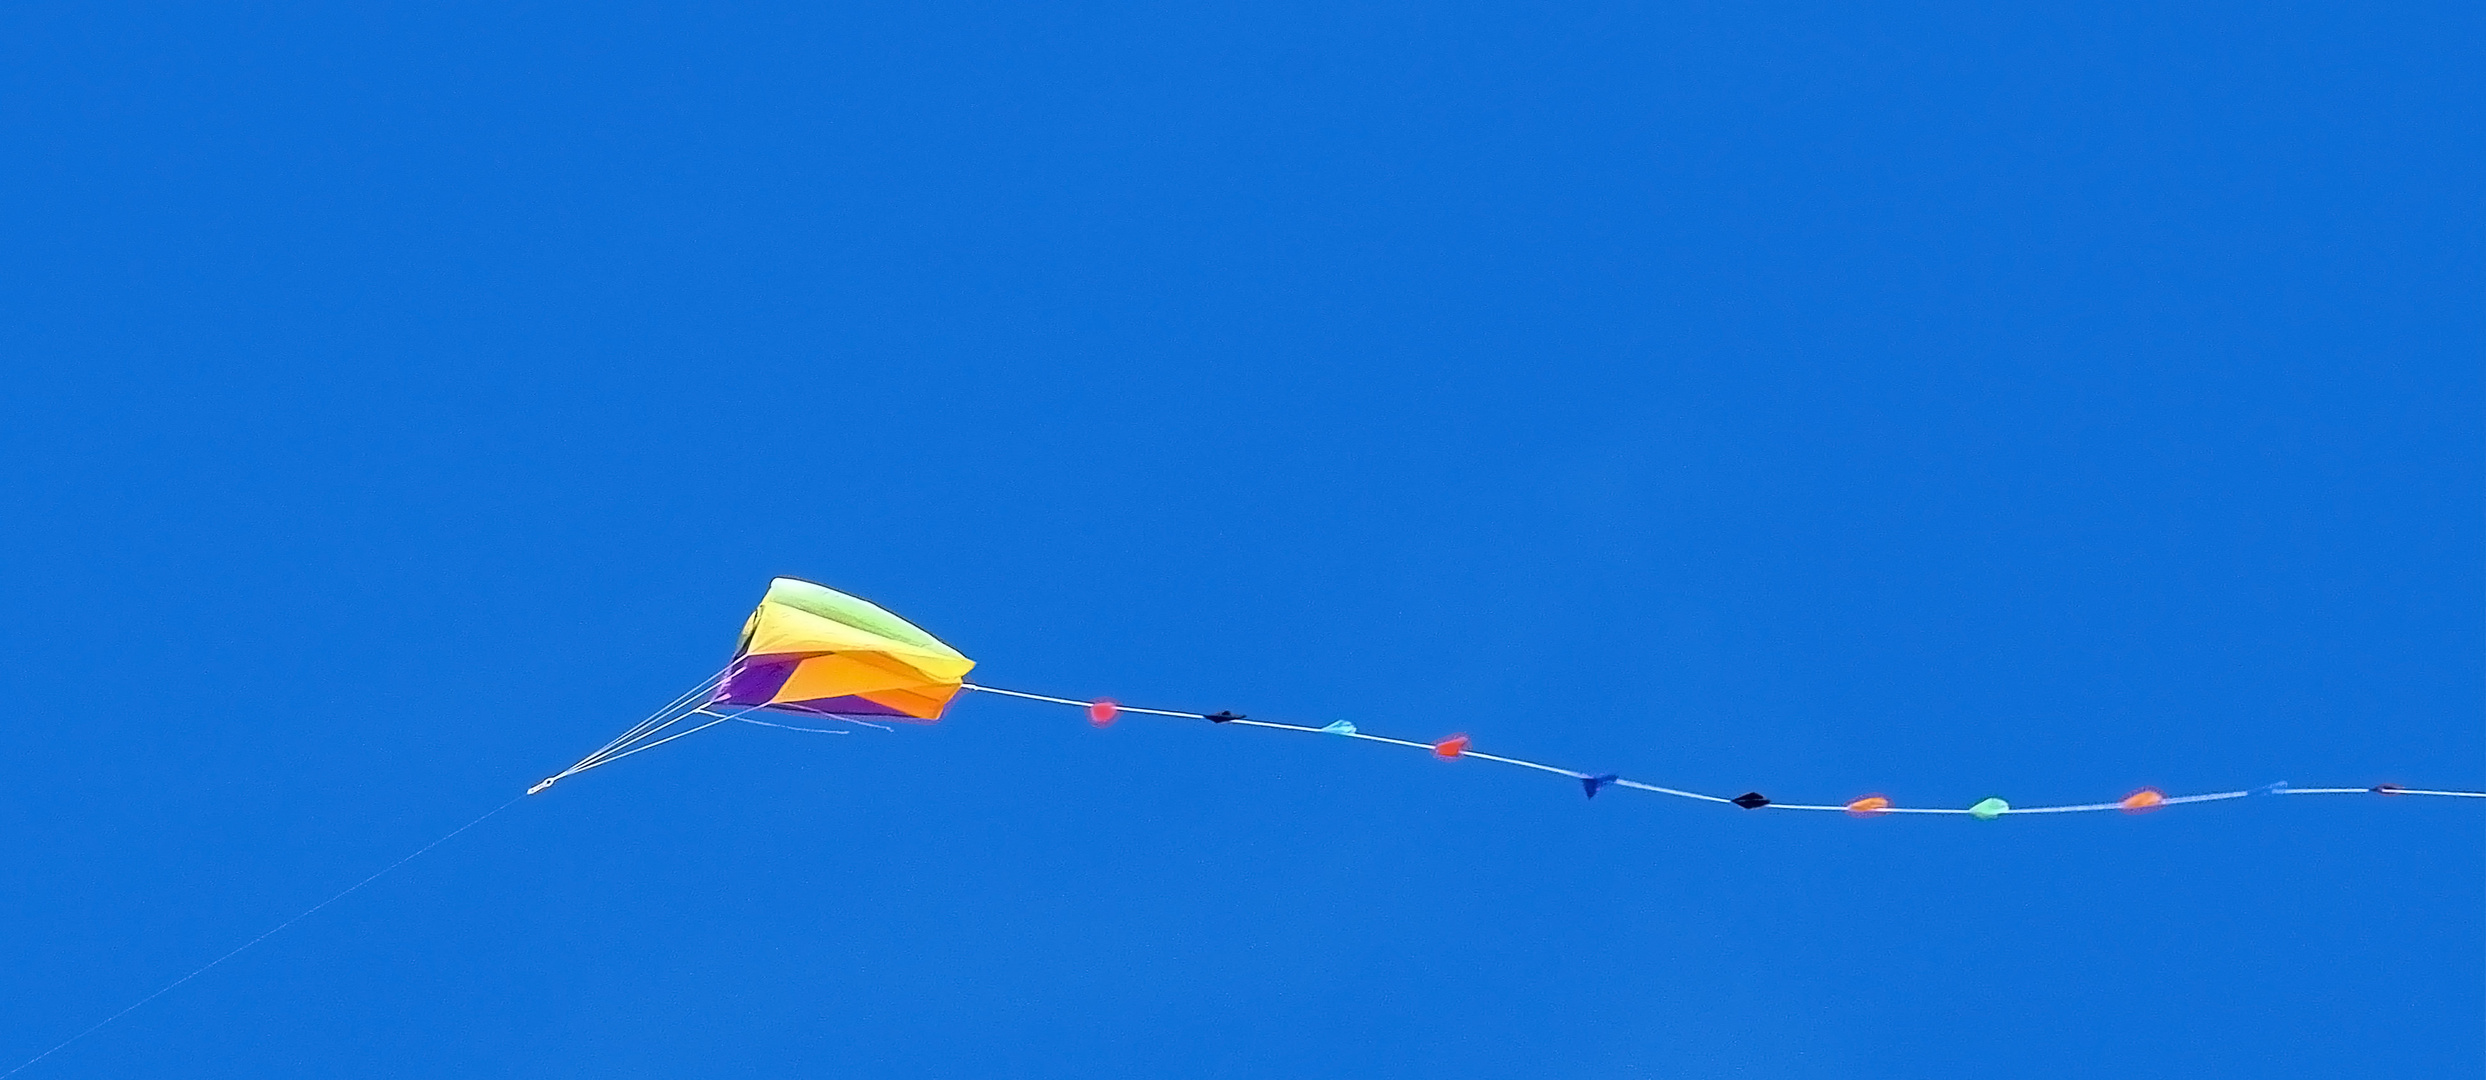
xmin=0 ymin=796 xmax=522 ymax=1079
xmin=3 ymin=663 xmax=771 ymax=1075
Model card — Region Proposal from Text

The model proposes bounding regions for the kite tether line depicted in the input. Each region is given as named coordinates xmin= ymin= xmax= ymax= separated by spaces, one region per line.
xmin=4 ymin=667 xmax=746 ymax=1077
xmin=0 ymin=795 xmax=522 ymax=1080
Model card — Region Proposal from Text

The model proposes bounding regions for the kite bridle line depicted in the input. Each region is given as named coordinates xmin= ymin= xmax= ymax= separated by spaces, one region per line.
xmin=569 ymin=708 xmax=744 ymax=770
xmin=739 ymin=715 xmax=889 ymax=734
xmin=952 ymin=683 xmax=2486 ymax=816
xmin=575 ymin=669 xmax=726 ymax=761
xmin=530 ymin=668 xmax=732 ymax=793
xmin=536 ymin=670 xmax=899 ymax=792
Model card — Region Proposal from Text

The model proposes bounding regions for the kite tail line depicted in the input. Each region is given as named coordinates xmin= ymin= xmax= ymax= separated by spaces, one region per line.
xmin=1 ymin=795 xmax=523 ymax=1079
xmin=956 ymin=683 xmax=2486 ymax=817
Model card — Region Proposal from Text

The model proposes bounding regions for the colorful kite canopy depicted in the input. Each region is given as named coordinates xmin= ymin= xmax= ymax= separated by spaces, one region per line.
xmin=712 ymin=577 xmax=975 ymax=720
xmin=533 ymin=578 xmax=2486 ymax=816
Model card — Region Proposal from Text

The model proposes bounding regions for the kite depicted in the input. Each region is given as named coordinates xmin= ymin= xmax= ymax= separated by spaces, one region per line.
xmin=12 ymin=575 xmax=2479 ymax=1079
xmin=535 ymin=577 xmax=2486 ymax=817
xmin=529 ymin=578 xmax=973 ymax=793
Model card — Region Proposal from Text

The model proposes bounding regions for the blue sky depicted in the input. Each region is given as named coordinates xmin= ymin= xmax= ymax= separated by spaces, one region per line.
xmin=1 ymin=2 xmax=2479 ymax=1076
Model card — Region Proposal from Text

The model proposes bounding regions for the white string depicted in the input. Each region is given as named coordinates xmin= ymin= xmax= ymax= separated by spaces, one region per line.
xmin=1989 ymin=801 xmax=2125 ymax=815
xmin=959 ymin=684 xmax=1093 ymax=708
xmin=584 ymin=670 xmax=726 ymax=760
xmin=1340 ymin=732 xmax=1439 ymax=752
xmin=554 ymin=669 xmax=752 ymax=782
xmin=565 ymin=711 xmax=742 ymax=773
xmin=568 ymin=702 xmax=709 ymax=776
xmin=1613 ymin=780 xmax=1737 ymax=804
xmin=0 ymin=796 xmax=521 ymax=1079
xmin=959 ymin=683 xmax=1205 ymax=718
xmin=957 ymin=682 xmax=2486 ymax=818
xmin=1461 ymin=751 xmax=1586 ymax=779
xmin=1224 ymin=719 xmax=1323 ymax=733
xmin=562 ymin=671 xmax=729 ymax=777
xmin=2163 ymin=791 xmax=2250 ymax=806
xmin=737 ymin=716 xmax=861 ymax=735
xmin=557 ymin=712 xmax=698 ymax=782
